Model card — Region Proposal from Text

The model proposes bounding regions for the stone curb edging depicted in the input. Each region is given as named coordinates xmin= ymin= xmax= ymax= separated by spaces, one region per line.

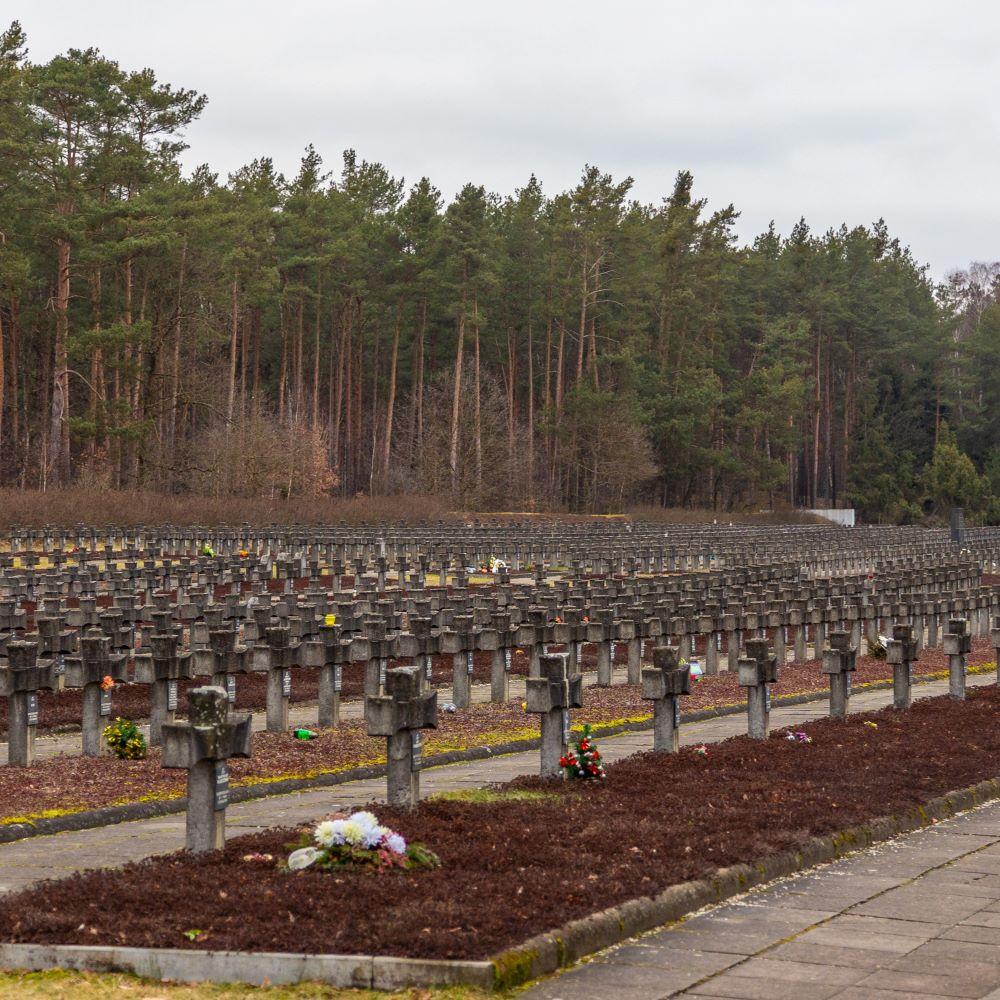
xmin=0 ymin=943 xmax=495 ymax=991
xmin=1 ymin=774 xmax=998 ymax=991
xmin=0 ymin=671 xmax=971 ymax=845
xmin=487 ymin=775 xmax=1000 ymax=991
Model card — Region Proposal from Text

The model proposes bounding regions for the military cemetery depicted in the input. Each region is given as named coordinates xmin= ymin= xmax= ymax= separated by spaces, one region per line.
xmin=5 ymin=3 xmax=1000 ymax=997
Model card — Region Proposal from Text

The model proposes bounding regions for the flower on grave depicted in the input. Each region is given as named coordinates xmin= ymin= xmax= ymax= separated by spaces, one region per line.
xmin=103 ymin=717 xmax=147 ymax=760
xmin=100 ymin=675 xmax=114 ymax=691
xmin=694 ymin=744 xmax=709 ymax=757
xmin=561 ymin=724 xmax=606 ymax=781
xmin=785 ymin=730 xmax=812 ymax=744
xmin=288 ymin=810 xmax=437 ymax=874
xmin=242 ymin=852 xmax=274 ymax=864
xmin=863 ymin=721 xmax=878 ymax=730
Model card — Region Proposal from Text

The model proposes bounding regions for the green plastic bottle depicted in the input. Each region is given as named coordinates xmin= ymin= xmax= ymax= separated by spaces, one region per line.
xmin=293 ymin=728 xmax=317 ymax=740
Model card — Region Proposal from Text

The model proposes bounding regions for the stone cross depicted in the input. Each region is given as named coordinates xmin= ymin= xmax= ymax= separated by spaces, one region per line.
xmin=399 ymin=616 xmax=440 ymax=687
xmin=302 ymin=622 xmax=368 ymax=728
xmin=488 ymin=611 xmax=533 ymax=703
xmin=33 ymin=614 xmax=76 ymax=692
xmin=821 ymin=630 xmax=857 ymax=719
xmin=364 ymin=664 xmax=437 ymax=808
xmin=362 ymin=619 xmax=396 ymax=698
xmin=134 ymin=632 xmax=195 ymax=745
xmin=887 ymin=622 xmax=917 ymax=710
xmin=525 ymin=651 xmax=584 ymax=779
xmin=641 ymin=644 xmax=691 ymax=752
xmin=259 ymin=625 xmax=303 ymax=732
xmin=551 ymin=609 xmax=588 ymax=675
xmin=64 ymin=630 xmax=128 ymax=756
xmin=439 ymin=613 xmax=481 ymax=709
xmin=737 ymin=638 xmax=779 ymax=740
xmin=587 ymin=609 xmax=618 ymax=687
xmin=204 ymin=628 xmax=253 ymax=706
xmin=161 ymin=686 xmax=252 ymax=852
xmin=1 ymin=642 xmax=58 ymax=766
xmin=992 ymin=615 xmax=1000 ymax=688
xmin=943 ymin=617 xmax=971 ymax=700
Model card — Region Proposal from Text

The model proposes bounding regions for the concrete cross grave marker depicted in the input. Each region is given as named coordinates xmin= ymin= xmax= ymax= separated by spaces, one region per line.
xmin=32 ymin=615 xmax=76 ymax=691
xmin=362 ymin=619 xmax=397 ymax=699
xmin=737 ymin=638 xmax=779 ymax=740
xmin=134 ymin=632 xmax=195 ymax=745
xmin=525 ymin=651 xmax=584 ymax=779
xmin=64 ymin=630 xmax=128 ymax=756
xmin=364 ymin=664 xmax=437 ymax=809
xmin=302 ymin=623 xmax=369 ymax=728
xmin=821 ymin=630 xmax=857 ymax=719
xmin=202 ymin=628 xmax=253 ymax=708
xmin=642 ymin=643 xmax=691 ymax=752
xmin=259 ymin=625 xmax=303 ymax=732
xmin=886 ymin=622 xmax=917 ymax=710
xmin=943 ymin=617 xmax=971 ymax=700
xmin=993 ymin=615 xmax=1000 ymax=687
xmin=1 ymin=641 xmax=59 ymax=766
xmin=439 ymin=613 xmax=481 ymax=710
xmin=161 ymin=686 xmax=252 ymax=852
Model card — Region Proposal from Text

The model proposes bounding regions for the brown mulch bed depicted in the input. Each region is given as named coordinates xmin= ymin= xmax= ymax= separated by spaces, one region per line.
xmin=0 ymin=648 xmax=530 ymax=733
xmin=5 ymin=685 xmax=1000 ymax=959
xmin=0 ymin=639 xmax=992 ymax=823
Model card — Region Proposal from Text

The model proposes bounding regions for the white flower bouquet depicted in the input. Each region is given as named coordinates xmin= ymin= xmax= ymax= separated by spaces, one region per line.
xmin=286 ymin=810 xmax=440 ymax=873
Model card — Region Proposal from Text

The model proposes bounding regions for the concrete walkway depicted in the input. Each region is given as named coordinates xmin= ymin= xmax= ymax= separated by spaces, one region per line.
xmin=0 ymin=671 xmax=992 ymax=898
xmin=522 ymin=797 xmax=1000 ymax=1000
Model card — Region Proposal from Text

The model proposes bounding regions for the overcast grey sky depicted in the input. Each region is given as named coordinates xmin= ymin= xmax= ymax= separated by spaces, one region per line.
xmin=15 ymin=0 xmax=998 ymax=277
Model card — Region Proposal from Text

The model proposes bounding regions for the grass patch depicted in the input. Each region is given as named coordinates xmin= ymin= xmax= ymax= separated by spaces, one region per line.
xmin=0 ymin=969 xmax=497 ymax=998
xmin=429 ymin=787 xmax=558 ymax=805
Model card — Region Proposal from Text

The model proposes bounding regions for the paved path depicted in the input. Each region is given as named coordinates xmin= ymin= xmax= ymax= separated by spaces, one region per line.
xmin=522 ymin=797 xmax=1000 ymax=1000
xmin=0 ymin=671 xmax=991 ymax=897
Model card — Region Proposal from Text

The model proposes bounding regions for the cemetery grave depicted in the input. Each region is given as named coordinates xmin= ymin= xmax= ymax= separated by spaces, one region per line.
xmin=1 ymin=517 xmax=1000 ymax=988
xmin=3 ymin=685 xmax=1000 ymax=967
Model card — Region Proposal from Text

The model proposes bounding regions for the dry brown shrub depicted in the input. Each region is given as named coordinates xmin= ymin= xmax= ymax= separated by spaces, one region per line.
xmin=626 ymin=504 xmax=830 ymax=525
xmin=0 ymin=489 xmax=452 ymax=529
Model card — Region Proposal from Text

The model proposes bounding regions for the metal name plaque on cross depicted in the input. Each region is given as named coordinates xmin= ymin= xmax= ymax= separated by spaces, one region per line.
xmin=334 ymin=665 xmax=342 ymax=692
xmin=56 ymin=653 xmax=65 ymax=676
xmin=411 ymin=730 xmax=423 ymax=771
xmin=424 ymin=656 xmax=433 ymax=681
xmin=610 ymin=642 xmax=616 ymax=661
xmin=214 ymin=762 xmax=230 ymax=811
xmin=673 ymin=698 xmax=681 ymax=728
xmin=505 ymin=649 xmax=512 ymax=671
xmin=466 ymin=650 xmax=474 ymax=675
xmin=846 ymin=674 xmax=852 ymax=696
xmin=765 ymin=688 xmax=772 ymax=713
xmin=282 ymin=669 xmax=292 ymax=697
xmin=562 ymin=709 xmax=571 ymax=745
xmin=379 ymin=660 xmax=387 ymax=688
xmin=26 ymin=693 xmax=38 ymax=726
xmin=168 ymin=680 xmax=178 ymax=711
xmin=226 ymin=675 xmax=236 ymax=704
xmin=99 ymin=689 xmax=112 ymax=717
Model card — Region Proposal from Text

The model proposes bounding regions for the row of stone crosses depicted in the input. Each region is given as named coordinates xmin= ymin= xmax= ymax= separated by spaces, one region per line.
xmin=0 ymin=532 xmax=998 ymax=771
xmin=0 ymin=521 xmax=998 ymax=851
xmin=173 ymin=614 xmax=976 ymax=853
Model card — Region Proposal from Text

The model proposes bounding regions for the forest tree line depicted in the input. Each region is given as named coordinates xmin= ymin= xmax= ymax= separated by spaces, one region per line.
xmin=1 ymin=22 xmax=998 ymax=521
